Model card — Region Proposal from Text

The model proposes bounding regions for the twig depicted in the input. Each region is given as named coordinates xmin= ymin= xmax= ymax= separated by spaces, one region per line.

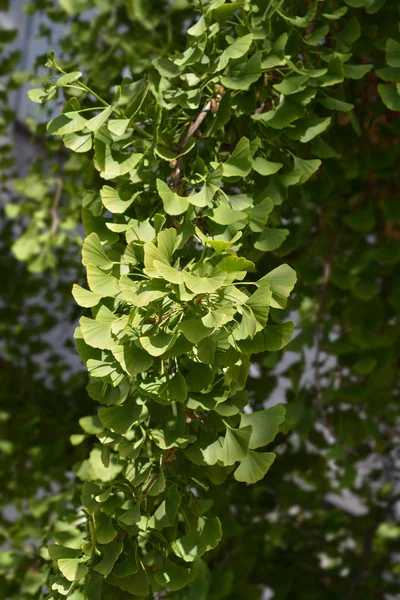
xmin=314 ymin=225 xmax=345 ymax=417
xmin=50 ymin=177 xmax=63 ymax=235
xmin=181 ymin=100 xmax=212 ymax=150
xmin=171 ymin=100 xmax=212 ymax=191
xmin=141 ymin=448 xmax=177 ymax=502
xmin=254 ymin=100 xmax=267 ymax=115
xmin=347 ymin=495 xmax=400 ymax=600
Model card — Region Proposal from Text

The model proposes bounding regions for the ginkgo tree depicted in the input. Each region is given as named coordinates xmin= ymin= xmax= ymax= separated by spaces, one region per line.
xmin=1 ymin=0 xmax=400 ymax=599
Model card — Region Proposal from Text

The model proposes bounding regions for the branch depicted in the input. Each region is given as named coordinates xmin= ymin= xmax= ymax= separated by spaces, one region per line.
xmin=141 ymin=448 xmax=177 ymax=502
xmin=171 ymin=87 xmax=224 ymax=190
xmin=50 ymin=177 xmax=63 ymax=235
xmin=347 ymin=495 xmax=400 ymax=600
xmin=314 ymin=226 xmax=344 ymax=417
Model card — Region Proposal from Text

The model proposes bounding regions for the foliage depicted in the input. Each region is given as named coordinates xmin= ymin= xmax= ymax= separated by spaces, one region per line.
xmin=1 ymin=0 xmax=400 ymax=599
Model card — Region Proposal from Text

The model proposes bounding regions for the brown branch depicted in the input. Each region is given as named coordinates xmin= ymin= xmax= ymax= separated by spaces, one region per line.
xmin=314 ymin=225 xmax=345 ymax=418
xmin=254 ymin=100 xmax=267 ymax=115
xmin=141 ymin=448 xmax=177 ymax=502
xmin=314 ymin=192 xmax=369 ymax=452
xmin=181 ymin=100 xmax=212 ymax=150
xmin=50 ymin=177 xmax=63 ymax=235
xmin=347 ymin=495 xmax=400 ymax=600
xmin=171 ymin=87 xmax=225 ymax=190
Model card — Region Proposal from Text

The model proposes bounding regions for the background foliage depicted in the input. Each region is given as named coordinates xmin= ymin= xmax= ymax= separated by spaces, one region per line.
xmin=1 ymin=0 xmax=400 ymax=599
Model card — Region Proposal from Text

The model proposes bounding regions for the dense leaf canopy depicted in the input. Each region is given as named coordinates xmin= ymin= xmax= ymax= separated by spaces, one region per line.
xmin=1 ymin=1 xmax=400 ymax=599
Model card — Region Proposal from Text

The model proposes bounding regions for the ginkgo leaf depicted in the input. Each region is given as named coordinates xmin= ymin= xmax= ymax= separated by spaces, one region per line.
xmin=254 ymin=228 xmax=289 ymax=252
xmin=259 ymin=264 xmax=297 ymax=309
xmin=112 ymin=345 xmax=153 ymax=376
xmin=98 ymin=399 xmax=142 ymax=434
xmin=93 ymin=542 xmax=123 ymax=576
xmin=223 ymin=137 xmax=253 ymax=178
xmin=216 ymin=34 xmax=253 ymax=71
xmin=82 ymin=233 xmax=114 ymax=269
xmin=220 ymin=425 xmax=252 ymax=465
xmin=72 ymin=284 xmax=101 ymax=308
xmin=155 ymin=560 xmax=196 ymax=591
xmin=58 ymin=558 xmax=88 ymax=582
xmin=252 ymin=157 xmax=283 ymax=176
xmin=240 ymin=405 xmax=286 ymax=449
xmin=140 ymin=332 xmax=177 ymax=356
xmin=80 ymin=317 xmax=114 ymax=350
xmin=100 ymin=185 xmax=139 ymax=214
xmin=47 ymin=111 xmax=87 ymax=136
xmin=179 ymin=319 xmax=213 ymax=343
xmin=183 ymin=271 xmax=226 ymax=294
xmin=153 ymin=260 xmax=184 ymax=284
xmin=234 ymin=451 xmax=276 ymax=484
xmin=86 ymin=264 xmax=120 ymax=297
xmin=157 ymin=179 xmax=190 ymax=215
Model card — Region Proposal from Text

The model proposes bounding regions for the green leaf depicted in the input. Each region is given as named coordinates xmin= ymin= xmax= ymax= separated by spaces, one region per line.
xmin=153 ymin=260 xmax=184 ymax=284
xmin=241 ymin=405 xmax=285 ymax=449
xmin=318 ymin=97 xmax=354 ymax=111
xmin=79 ymin=415 xmax=103 ymax=434
xmin=48 ymin=545 xmax=81 ymax=560
xmin=155 ymin=560 xmax=196 ymax=591
xmin=167 ymin=371 xmax=188 ymax=402
xmin=387 ymin=38 xmax=400 ymax=67
xmin=47 ymin=112 xmax=87 ymax=136
xmin=108 ymin=564 xmax=150 ymax=595
xmin=292 ymin=155 xmax=321 ymax=184
xmin=72 ymin=284 xmax=101 ymax=308
xmin=157 ymin=180 xmax=190 ymax=215
xmin=64 ymin=132 xmax=93 ymax=153
xmin=216 ymin=34 xmax=253 ymax=71
xmin=118 ymin=504 xmax=141 ymax=526
xmin=378 ymin=84 xmax=400 ymax=111
xmin=86 ymin=105 xmax=114 ymax=133
xmin=220 ymin=52 xmax=262 ymax=90
xmin=220 ymin=425 xmax=252 ymax=466
xmin=187 ymin=15 xmax=206 ymax=37
xmin=148 ymin=484 xmax=181 ymax=530
xmin=254 ymin=228 xmax=289 ymax=252
xmin=100 ymin=186 xmax=139 ymax=214
xmin=140 ymin=332 xmax=177 ymax=357
xmin=86 ymin=264 xmax=119 ymax=297
xmin=252 ymin=98 xmax=305 ymax=129
xmin=179 ymin=319 xmax=213 ymax=343
xmin=94 ymin=542 xmax=123 ymax=576
xmin=263 ymin=322 xmax=295 ymax=350
xmin=189 ymin=165 xmax=223 ymax=207
xmin=93 ymin=509 xmax=118 ymax=544
xmin=223 ymin=137 xmax=253 ymax=178
xmin=209 ymin=198 xmax=248 ymax=225
xmin=286 ymin=116 xmax=331 ymax=143
xmin=252 ymin=158 xmax=283 ymax=176
xmin=56 ymin=72 xmax=81 ymax=87
xmin=183 ymin=271 xmax=226 ymax=294
xmin=80 ymin=316 xmax=114 ymax=350
xmin=259 ymin=264 xmax=297 ymax=309
xmin=27 ymin=87 xmax=51 ymax=103
xmin=112 ymin=345 xmax=153 ymax=376
xmin=98 ymin=399 xmax=142 ymax=434
xmin=343 ymin=63 xmax=373 ymax=79
xmin=113 ymin=540 xmax=139 ymax=578
xmin=95 ymin=140 xmax=142 ymax=180
xmin=246 ymin=282 xmax=272 ymax=327
xmin=234 ymin=451 xmax=276 ymax=484
xmin=58 ymin=558 xmax=88 ymax=582
xmin=171 ymin=517 xmax=222 ymax=562
xmin=82 ymin=233 xmax=114 ymax=269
